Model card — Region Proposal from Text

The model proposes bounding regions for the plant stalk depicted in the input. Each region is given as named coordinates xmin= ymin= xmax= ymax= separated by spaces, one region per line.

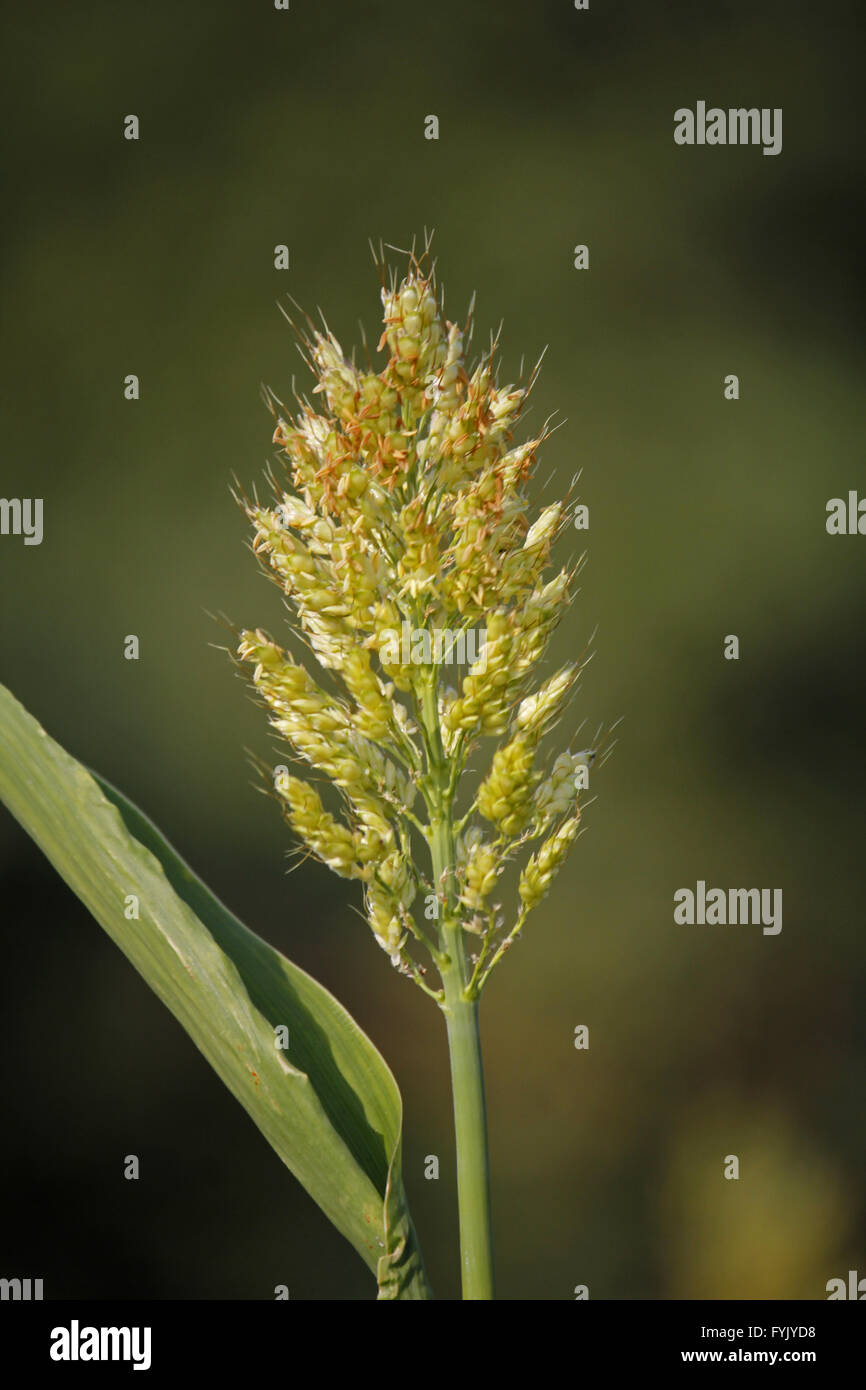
xmin=441 ymin=960 xmax=495 ymax=1300
xmin=421 ymin=677 xmax=495 ymax=1299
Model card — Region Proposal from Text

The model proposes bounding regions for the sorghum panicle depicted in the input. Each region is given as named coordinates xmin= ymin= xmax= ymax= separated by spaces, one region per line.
xmin=237 ymin=241 xmax=600 ymax=996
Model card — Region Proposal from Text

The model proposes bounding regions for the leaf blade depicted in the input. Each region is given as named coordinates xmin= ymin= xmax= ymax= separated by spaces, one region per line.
xmin=0 ymin=683 xmax=430 ymax=1299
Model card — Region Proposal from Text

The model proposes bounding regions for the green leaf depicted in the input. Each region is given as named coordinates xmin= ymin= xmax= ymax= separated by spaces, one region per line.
xmin=0 ymin=683 xmax=430 ymax=1300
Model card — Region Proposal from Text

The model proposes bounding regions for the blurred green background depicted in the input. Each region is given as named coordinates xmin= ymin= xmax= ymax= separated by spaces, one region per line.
xmin=1 ymin=0 xmax=863 ymax=1300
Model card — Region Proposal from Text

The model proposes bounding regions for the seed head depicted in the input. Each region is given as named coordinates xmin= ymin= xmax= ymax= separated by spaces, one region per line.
xmin=235 ymin=240 xmax=604 ymax=994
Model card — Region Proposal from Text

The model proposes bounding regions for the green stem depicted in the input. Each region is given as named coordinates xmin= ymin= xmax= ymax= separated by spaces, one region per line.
xmin=421 ymin=678 xmax=495 ymax=1300
xmin=441 ymin=963 xmax=495 ymax=1299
